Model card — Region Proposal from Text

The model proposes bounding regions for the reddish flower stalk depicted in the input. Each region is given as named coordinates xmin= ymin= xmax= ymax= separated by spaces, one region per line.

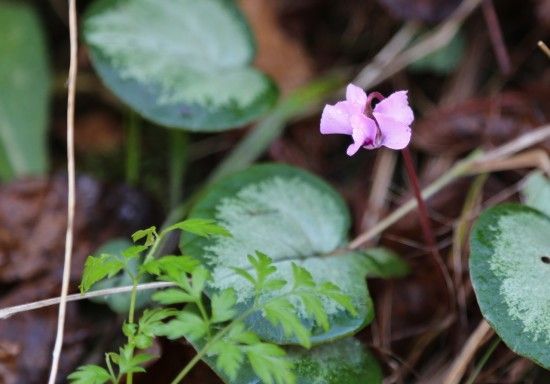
xmin=401 ymin=147 xmax=454 ymax=305
xmin=482 ymin=0 xmax=511 ymax=75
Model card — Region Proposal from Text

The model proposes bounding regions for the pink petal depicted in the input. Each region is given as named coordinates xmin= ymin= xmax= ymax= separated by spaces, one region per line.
xmin=346 ymin=114 xmax=377 ymax=156
xmin=373 ymin=90 xmax=414 ymax=126
xmin=373 ymin=113 xmax=411 ymax=150
xmin=320 ymin=103 xmax=353 ymax=135
xmin=346 ymin=84 xmax=367 ymax=109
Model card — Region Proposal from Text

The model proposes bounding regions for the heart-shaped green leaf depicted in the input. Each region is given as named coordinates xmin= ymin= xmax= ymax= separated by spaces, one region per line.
xmin=470 ymin=203 xmax=550 ymax=368
xmin=83 ymin=0 xmax=277 ymax=131
xmin=195 ymin=336 xmax=382 ymax=384
xmin=0 ymin=2 xmax=50 ymax=179
xmin=182 ymin=164 xmax=374 ymax=344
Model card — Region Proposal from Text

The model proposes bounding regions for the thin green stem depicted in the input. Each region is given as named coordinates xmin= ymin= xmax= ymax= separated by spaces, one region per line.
xmin=170 ymin=309 xmax=254 ymax=384
xmin=125 ymin=111 xmax=141 ymax=185
xmin=143 ymin=231 xmax=165 ymax=264
xmin=168 ymin=129 xmax=188 ymax=209
xmin=128 ymin=279 xmax=138 ymax=324
xmin=126 ymin=278 xmax=139 ymax=384
xmin=464 ymin=337 xmax=500 ymax=384
xmin=105 ymin=353 xmax=117 ymax=383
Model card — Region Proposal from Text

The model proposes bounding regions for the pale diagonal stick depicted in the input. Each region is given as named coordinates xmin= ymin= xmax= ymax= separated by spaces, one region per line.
xmin=0 ymin=282 xmax=173 ymax=320
xmin=48 ymin=0 xmax=77 ymax=382
xmin=538 ymin=41 xmax=550 ymax=59
xmin=443 ymin=320 xmax=493 ymax=384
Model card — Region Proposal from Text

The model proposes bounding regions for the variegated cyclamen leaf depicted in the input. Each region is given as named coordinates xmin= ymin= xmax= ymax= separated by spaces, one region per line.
xmin=82 ymin=0 xmax=277 ymax=131
xmin=181 ymin=164 xmax=374 ymax=344
xmin=470 ymin=203 xmax=550 ymax=369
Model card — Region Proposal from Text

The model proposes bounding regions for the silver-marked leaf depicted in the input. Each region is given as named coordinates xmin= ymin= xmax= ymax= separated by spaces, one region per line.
xmin=470 ymin=203 xmax=550 ymax=368
xmin=83 ymin=0 xmax=277 ymax=131
xmin=181 ymin=164 xmax=374 ymax=345
xmin=521 ymin=171 xmax=550 ymax=217
xmin=0 ymin=2 xmax=50 ymax=179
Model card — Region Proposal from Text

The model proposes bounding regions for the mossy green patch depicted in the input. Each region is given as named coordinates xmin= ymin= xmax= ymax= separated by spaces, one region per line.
xmin=191 ymin=336 xmax=382 ymax=384
xmin=290 ymin=337 xmax=382 ymax=384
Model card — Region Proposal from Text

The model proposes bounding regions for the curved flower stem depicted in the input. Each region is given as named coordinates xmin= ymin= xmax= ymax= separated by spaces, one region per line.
xmin=401 ymin=148 xmax=455 ymax=307
xmin=126 ymin=278 xmax=139 ymax=384
xmin=481 ymin=0 xmax=511 ymax=75
xmin=105 ymin=354 xmax=117 ymax=383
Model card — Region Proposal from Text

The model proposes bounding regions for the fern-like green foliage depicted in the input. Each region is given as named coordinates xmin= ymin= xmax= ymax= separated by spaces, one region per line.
xmin=69 ymin=219 xmax=356 ymax=384
xmin=67 ymin=365 xmax=111 ymax=384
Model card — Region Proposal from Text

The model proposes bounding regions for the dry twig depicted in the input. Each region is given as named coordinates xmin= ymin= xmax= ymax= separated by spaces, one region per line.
xmin=451 ymin=174 xmax=488 ymax=337
xmin=0 ymin=282 xmax=173 ymax=320
xmin=443 ymin=320 xmax=494 ymax=384
xmin=48 ymin=0 xmax=77 ymax=382
xmin=538 ymin=41 xmax=550 ymax=58
xmin=482 ymin=0 xmax=511 ymax=75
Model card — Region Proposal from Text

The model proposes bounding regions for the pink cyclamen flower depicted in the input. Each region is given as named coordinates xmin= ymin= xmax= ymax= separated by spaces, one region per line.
xmin=320 ymin=84 xmax=414 ymax=156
